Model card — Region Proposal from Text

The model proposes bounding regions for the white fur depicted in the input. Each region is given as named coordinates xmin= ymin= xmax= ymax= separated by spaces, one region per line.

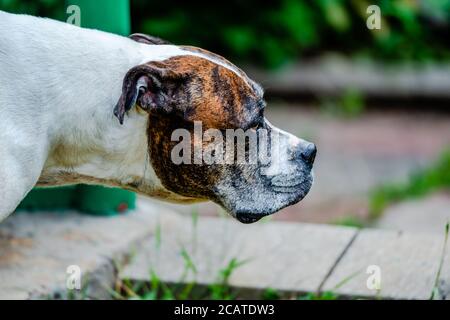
xmin=0 ymin=11 xmax=207 ymax=221
xmin=262 ymin=120 xmax=310 ymax=177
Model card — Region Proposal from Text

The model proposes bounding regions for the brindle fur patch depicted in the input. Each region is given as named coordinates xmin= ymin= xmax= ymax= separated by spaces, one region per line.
xmin=144 ymin=53 xmax=265 ymax=200
xmin=144 ymin=55 xmax=262 ymax=129
xmin=147 ymin=112 xmax=221 ymax=201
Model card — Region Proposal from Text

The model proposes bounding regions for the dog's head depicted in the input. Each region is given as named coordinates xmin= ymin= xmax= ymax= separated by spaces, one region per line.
xmin=114 ymin=35 xmax=316 ymax=223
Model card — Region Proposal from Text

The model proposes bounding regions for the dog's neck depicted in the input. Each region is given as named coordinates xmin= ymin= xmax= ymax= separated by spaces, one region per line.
xmin=40 ymin=109 xmax=151 ymax=187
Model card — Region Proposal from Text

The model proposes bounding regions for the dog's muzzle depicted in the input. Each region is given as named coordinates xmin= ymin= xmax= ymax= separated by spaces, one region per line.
xmin=219 ymin=141 xmax=317 ymax=224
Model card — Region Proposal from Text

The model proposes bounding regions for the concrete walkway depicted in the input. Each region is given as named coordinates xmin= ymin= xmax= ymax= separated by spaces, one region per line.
xmin=121 ymin=210 xmax=450 ymax=300
xmin=1 ymin=199 xmax=448 ymax=300
xmin=377 ymin=193 xmax=450 ymax=234
xmin=0 ymin=199 xmax=170 ymax=299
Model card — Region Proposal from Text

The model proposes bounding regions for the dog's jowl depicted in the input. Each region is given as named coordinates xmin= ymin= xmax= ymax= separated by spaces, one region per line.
xmin=0 ymin=10 xmax=316 ymax=223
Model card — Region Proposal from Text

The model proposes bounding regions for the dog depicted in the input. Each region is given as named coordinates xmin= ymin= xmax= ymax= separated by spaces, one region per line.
xmin=0 ymin=11 xmax=316 ymax=224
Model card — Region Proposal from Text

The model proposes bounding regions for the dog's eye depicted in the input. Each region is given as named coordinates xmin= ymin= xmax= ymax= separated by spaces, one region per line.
xmin=249 ymin=121 xmax=263 ymax=131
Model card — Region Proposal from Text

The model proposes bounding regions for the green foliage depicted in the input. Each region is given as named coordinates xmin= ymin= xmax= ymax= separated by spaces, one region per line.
xmin=333 ymin=216 xmax=365 ymax=228
xmin=320 ymin=88 xmax=365 ymax=118
xmin=298 ymin=291 xmax=338 ymax=300
xmin=340 ymin=89 xmax=365 ymax=117
xmin=0 ymin=0 xmax=65 ymax=20
xmin=2 ymin=0 xmax=450 ymax=67
xmin=369 ymin=150 xmax=450 ymax=219
xmin=118 ymin=256 xmax=247 ymax=300
xmin=130 ymin=0 xmax=450 ymax=67
xmin=180 ymin=247 xmax=197 ymax=276
xmin=430 ymin=221 xmax=449 ymax=300
xmin=208 ymin=258 xmax=248 ymax=300
xmin=262 ymin=288 xmax=281 ymax=300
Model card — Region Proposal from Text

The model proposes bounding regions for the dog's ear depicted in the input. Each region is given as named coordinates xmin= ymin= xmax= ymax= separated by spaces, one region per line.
xmin=114 ymin=64 xmax=181 ymax=124
xmin=129 ymin=33 xmax=172 ymax=45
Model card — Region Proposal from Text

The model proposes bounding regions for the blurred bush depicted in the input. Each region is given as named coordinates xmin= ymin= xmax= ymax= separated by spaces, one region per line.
xmin=1 ymin=0 xmax=450 ymax=68
xmin=131 ymin=0 xmax=450 ymax=67
xmin=0 ymin=0 xmax=65 ymax=20
xmin=320 ymin=88 xmax=365 ymax=118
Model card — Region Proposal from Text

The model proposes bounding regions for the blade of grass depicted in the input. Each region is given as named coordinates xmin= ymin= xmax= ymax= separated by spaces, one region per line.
xmin=430 ymin=221 xmax=449 ymax=300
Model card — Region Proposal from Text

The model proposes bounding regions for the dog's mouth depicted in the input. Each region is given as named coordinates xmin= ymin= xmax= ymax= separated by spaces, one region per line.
xmin=218 ymin=171 xmax=314 ymax=224
xmin=270 ymin=173 xmax=306 ymax=193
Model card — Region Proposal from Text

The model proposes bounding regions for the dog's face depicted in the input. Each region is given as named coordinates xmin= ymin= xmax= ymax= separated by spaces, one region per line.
xmin=115 ymin=44 xmax=316 ymax=223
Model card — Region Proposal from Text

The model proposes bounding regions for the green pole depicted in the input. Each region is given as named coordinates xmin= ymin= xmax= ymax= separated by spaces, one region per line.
xmin=66 ymin=0 xmax=130 ymax=36
xmin=17 ymin=0 xmax=136 ymax=216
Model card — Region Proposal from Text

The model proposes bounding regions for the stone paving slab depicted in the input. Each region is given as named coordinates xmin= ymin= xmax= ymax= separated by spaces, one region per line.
xmin=0 ymin=199 xmax=179 ymax=299
xmin=121 ymin=216 xmax=243 ymax=286
xmin=322 ymin=228 xmax=450 ymax=299
xmin=376 ymin=193 xmax=450 ymax=234
xmin=2 ymin=198 xmax=448 ymax=300
xmin=120 ymin=217 xmax=358 ymax=295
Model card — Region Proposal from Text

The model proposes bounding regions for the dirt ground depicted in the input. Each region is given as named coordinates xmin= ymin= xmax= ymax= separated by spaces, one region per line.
xmin=160 ymin=104 xmax=450 ymax=224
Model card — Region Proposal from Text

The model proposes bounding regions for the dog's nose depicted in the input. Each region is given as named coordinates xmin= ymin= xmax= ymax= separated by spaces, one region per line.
xmin=300 ymin=143 xmax=317 ymax=165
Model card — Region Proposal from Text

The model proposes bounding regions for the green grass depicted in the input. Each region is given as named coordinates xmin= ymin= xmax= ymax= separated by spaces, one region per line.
xmin=117 ymin=256 xmax=248 ymax=300
xmin=369 ymin=150 xmax=450 ymax=219
xmin=333 ymin=216 xmax=365 ymax=228
xmin=117 ymin=274 xmax=340 ymax=300
xmin=430 ymin=221 xmax=450 ymax=300
xmin=209 ymin=258 xmax=249 ymax=300
xmin=298 ymin=291 xmax=338 ymax=300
